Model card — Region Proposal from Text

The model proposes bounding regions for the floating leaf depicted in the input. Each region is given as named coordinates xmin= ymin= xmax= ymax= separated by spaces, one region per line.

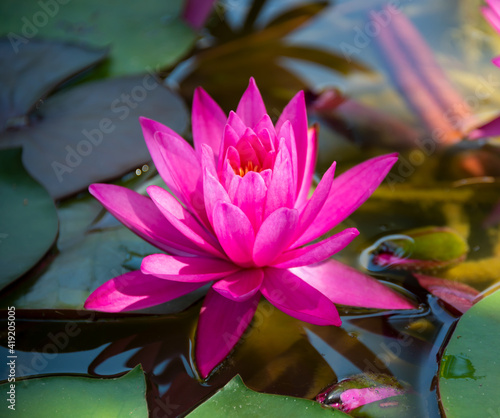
xmin=361 ymin=227 xmax=468 ymax=272
xmin=0 ymin=148 xmax=58 ymax=290
xmin=438 ymin=289 xmax=500 ymax=416
xmin=0 ymin=76 xmax=188 ymax=199
xmin=414 ymin=274 xmax=480 ymax=314
xmin=1 ymin=365 xmax=147 ymax=417
xmin=187 ymin=375 xmax=348 ymax=417
xmin=0 ymin=38 xmax=107 ymax=131
xmin=1 ymin=227 xmax=156 ymax=310
xmin=0 ymin=0 xmax=196 ymax=76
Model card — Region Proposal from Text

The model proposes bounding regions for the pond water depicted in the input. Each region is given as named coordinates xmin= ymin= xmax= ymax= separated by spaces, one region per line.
xmin=1 ymin=0 xmax=500 ymax=416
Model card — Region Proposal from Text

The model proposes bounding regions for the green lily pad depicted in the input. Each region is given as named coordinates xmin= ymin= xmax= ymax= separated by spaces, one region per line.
xmin=1 ymin=226 xmax=157 ymax=309
xmin=438 ymin=289 xmax=500 ymax=416
xmin=1 ymin=365 xmax=147 ymax=417
xmin=0 ymin=148 xmax=58 ymax=290
xmin=0 ymin=0 xmax=196 ymax=77
xmin=187 ymin=375 xmax=349 ymax=417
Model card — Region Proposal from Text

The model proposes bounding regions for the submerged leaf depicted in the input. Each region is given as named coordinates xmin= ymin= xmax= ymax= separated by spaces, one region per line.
xmin=0 ymin=38 xmax=107 ymax=131
xmin=316 ymin=373 xmax=408 ymax=413
xmin=414 ymin=274 xmax=480 ymax=314
xmin=0 ymin=365 xmax=148 ymax=417
xmin=361 ymin=227 xmax=468 ymax=272
xmin=0 ymin=148 xmax=58 ymax=290
xmin=0 ymin=76 xmax=188 ymax=199
xmin=188 ymin=375 xmax=347 ymax=417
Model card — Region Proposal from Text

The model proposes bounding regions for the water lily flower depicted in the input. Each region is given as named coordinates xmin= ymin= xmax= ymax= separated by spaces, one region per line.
xmin=84 ymin=78 xmax=413 ymax=378
xmin=182 ymin=0 xmax=216 ymax=30
xmin=469 ymin=0 xmax=500 ymax=139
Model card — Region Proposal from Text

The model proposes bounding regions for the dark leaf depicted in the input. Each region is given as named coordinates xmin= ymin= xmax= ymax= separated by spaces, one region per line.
xmin=0 ymin=148 xmax=58 ymax=290
xmin=264 ymin=2 xmax=328 ymax=32
xmin=414 ymin=274 xmax=480 ymax=314
xmin=0 ymin=76 xmax=188 ymax=199
xmin=0 ymin=38 xmax=107 ymax=131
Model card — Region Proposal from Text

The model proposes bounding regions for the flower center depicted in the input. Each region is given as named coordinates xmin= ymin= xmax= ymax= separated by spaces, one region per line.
xmin=235 ymin=160 xmax=261 ymax=177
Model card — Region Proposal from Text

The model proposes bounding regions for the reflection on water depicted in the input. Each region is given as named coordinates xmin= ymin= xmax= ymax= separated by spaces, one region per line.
xmin=0 ymin=291 xmax=456 ymax=416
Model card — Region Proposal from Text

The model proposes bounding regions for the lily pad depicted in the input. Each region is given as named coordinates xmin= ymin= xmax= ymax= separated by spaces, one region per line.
xmin=0 ymin=148 xmax=58 ymax=290
xmin=438 ymin=289 xmax=500 ymax=416
xmin=0 ymin=76 xmax=188 ymax=199
xmin=1 ymin=227 xmax=157 ymax=310
xmin=1 ymin=365 xmax=147 ymax=417
xmin=187 ymin=375 xmax=349 ymax=417
xmin=0 ymin=38 xmax=107 ymax=131
xmin=0 ymin=0 xmax=196 ymax=76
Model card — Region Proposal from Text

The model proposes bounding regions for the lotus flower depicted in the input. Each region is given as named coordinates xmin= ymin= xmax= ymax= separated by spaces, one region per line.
xmin=84 ymin=78 xmax=413 ymax=378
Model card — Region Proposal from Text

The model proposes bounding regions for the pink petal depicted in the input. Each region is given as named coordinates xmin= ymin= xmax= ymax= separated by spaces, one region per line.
xmin=273 ymin=228 xmax=359 ymax=269
xmin=201 ymin=143 xmax=217 ymax=179
xmin=212 ymin=268 xmax=264 ymax=301
xmin=261 ymin=268 xmax=341 ymax=326
xmin=295 ymin=126 xmax=318 ymax=208
xmin=227 ymin=111 xmax=247 ymax=136
xmin=294 ymin=161 xmax=336 ymax=240
xmin=196 ymin=289 xmax=260 ymax=378
xmin=232 ymin=171 xmax=267 ymax=232
xmin=139 ymin=117 xmax=185 ymax=199
xmin=192 ymin=87 xmax=226 ymax=157
xmin=227 ymin=174 xmax=242 ymax=202
xmin=340 ymin=387 xmax=405 ymax=412
xmin=182 ymin=0 xmax=216 ymax=30
xmin=141 ymin=254 xmax=240 ymax=282
xmin=220 ymin=158 xmax=238 ymax=192
xmin=84 ymin=270 xmax=204 ymax=312
xmin=236 ymin=77 xmax=267 ymax=128
xmin=156 ymin=131 xmax=209 ymax=226
xmin=260 ymin=169 xmax=272 ymax=188
xmin=253 ymin=208 xmax=299 ymax=266
xmin=291 ymin=259 xmax=414 ymax=309
xmin=89 ymin=184 xmax=204 ymax=256
xmin=275 ymin=91 xmax=309 ymax=196
xmin=256 ymin=127 xmax=276 ymax=154
xmin=254 ymin=114 xmax=277 ymax=143
xmin=264 ymin=139 xmax=295 ymax=217
xmin=294 ymin=154 xmax=398 ymax=247
xmin=483 ymin=3 xmax=500 ymax=34
xmin=235 ymin=133 xmax=260 ymax=168
xmin=278 ymin=121 xmax=298 ymax=197
xmin=203 ymin=169 xmax=231 ymax=227
xmin=212 ymin=201 xmax=256 ymax=267
xmin=468 ymin=114 xmax=500 ymax=139
xmin=217 ymin=125 xmax=239 ymax=174
xmin=147 ymin=185 xmax=224 ymax=258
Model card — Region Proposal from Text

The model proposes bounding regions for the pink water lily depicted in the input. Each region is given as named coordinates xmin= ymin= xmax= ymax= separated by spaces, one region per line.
xmin=84 ymin=78 xmax=413 ymax=378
